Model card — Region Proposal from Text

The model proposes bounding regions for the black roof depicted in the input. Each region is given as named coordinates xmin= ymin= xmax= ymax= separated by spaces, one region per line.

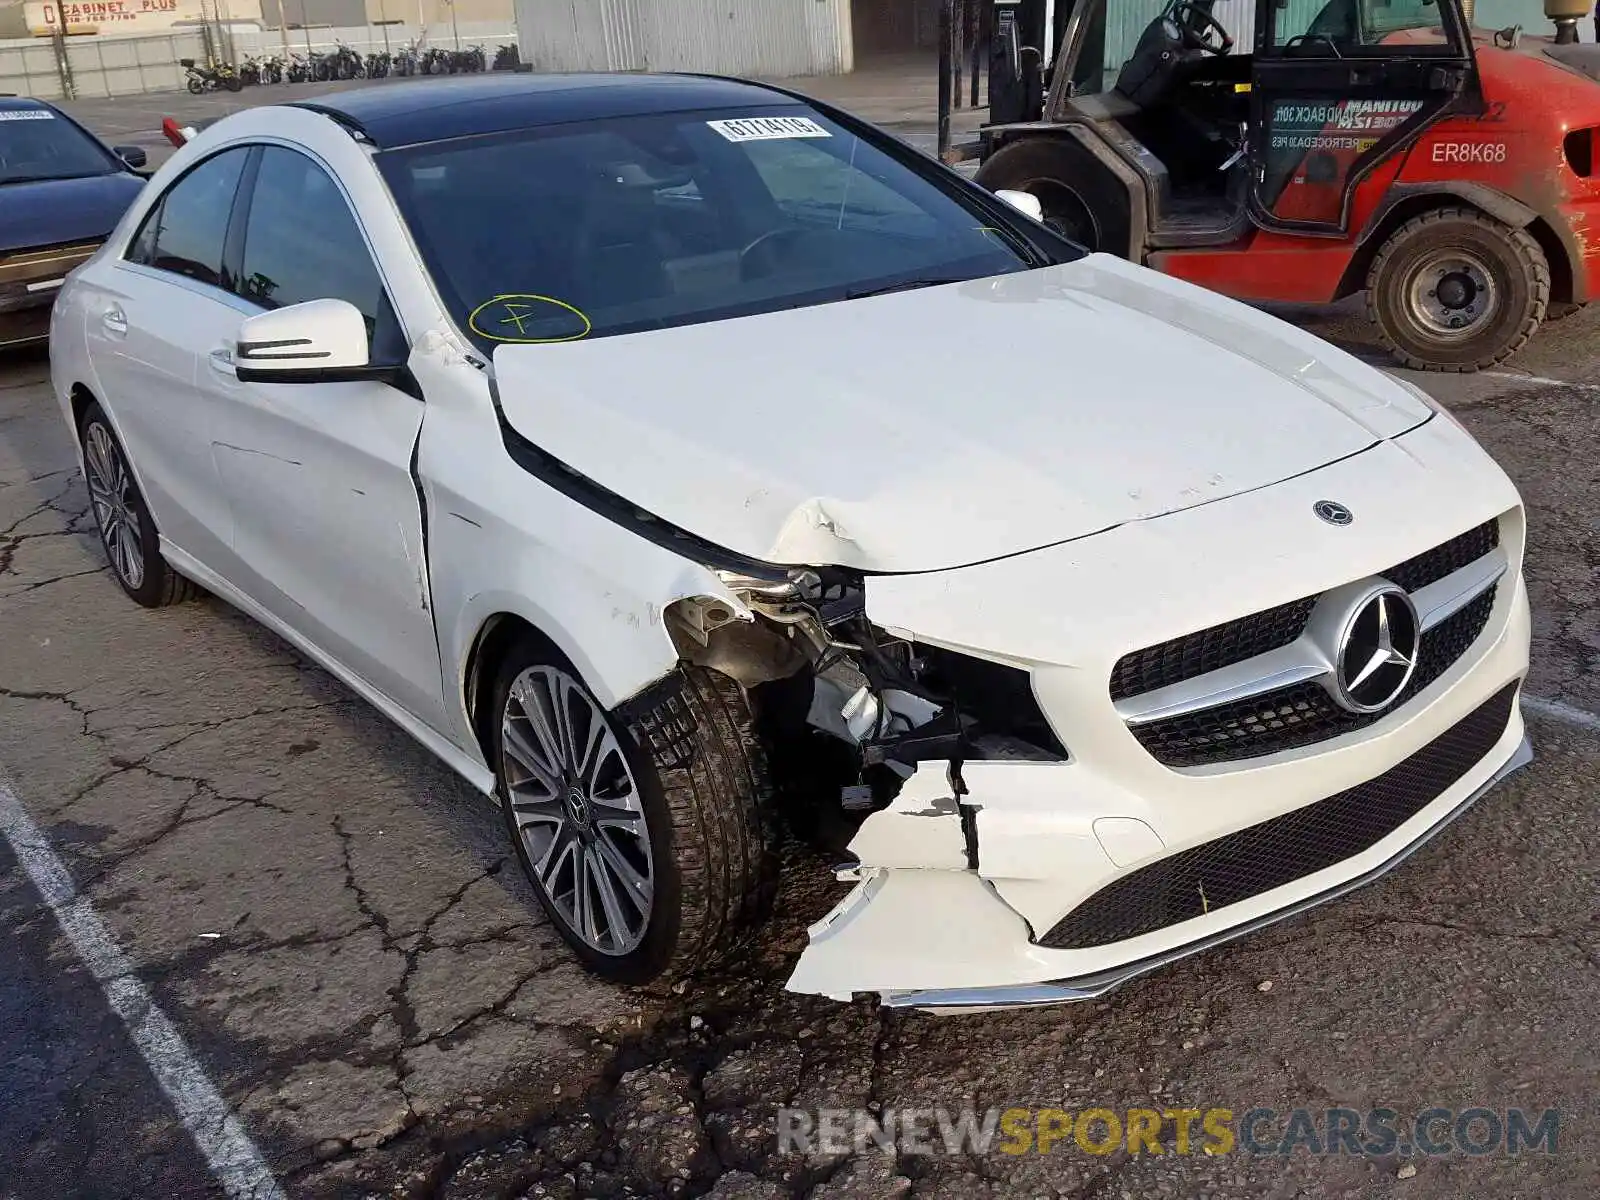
xmin=289 ymin=73 xmax=803 ymax=149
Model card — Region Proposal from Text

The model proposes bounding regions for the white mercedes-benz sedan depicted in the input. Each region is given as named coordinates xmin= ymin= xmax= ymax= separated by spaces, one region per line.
xmin=50 ymin=74 xmax=1531 ymax=1010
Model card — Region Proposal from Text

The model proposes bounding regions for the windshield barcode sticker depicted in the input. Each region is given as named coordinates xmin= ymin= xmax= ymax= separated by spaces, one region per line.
xmin=0 ymin=110 xmax=56 ymax=121
xmin=707 ymin=116 xmax=830 ymax=142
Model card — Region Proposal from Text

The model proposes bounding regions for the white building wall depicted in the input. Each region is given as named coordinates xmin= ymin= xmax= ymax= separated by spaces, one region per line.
xmin=514 ymin=0 xmax=852 ymax=77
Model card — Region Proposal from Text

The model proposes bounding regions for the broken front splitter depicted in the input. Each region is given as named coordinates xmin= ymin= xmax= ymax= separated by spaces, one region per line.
xmin=788 ymin=734 xmax=1532 ymax=1014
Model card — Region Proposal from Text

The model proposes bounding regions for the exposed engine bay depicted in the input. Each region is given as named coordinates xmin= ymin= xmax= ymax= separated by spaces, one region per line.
xmin=666 ymin=566 xmax=1067 ymax=853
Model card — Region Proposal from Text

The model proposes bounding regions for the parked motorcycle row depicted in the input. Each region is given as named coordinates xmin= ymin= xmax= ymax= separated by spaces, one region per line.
xmin=184 ymin=41 xmax=521 ymax=93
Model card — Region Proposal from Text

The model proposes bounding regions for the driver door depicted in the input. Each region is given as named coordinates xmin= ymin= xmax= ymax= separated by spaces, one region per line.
xmin=1247 ymin=0 xmax=1477 ymax=232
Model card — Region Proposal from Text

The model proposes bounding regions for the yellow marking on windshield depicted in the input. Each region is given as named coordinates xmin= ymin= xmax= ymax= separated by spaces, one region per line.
xmin=467 ymin=294 xmax=592 ymax=343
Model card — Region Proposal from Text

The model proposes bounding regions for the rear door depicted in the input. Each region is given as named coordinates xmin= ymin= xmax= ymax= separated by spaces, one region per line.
xmin=1248 ymin=0 xmax=1476 ymax=232
xmin=80 ymin=146 xmax=253 ymax=570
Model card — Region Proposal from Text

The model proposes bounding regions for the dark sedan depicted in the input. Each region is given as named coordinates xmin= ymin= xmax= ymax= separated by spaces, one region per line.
xmin=1 ymin=97 xmax=148 ymax=348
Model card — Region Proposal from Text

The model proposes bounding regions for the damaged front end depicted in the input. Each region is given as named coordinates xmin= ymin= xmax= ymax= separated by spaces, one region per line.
xmin=668 ymin=565 xmax=1066 ymax=801
xmin=665 ymin=565 xmax=1072 ymax=1000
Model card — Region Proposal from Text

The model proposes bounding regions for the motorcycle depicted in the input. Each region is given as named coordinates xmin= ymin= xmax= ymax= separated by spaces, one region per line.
xmin=492 ymin=43 xmax=521 ymax=71
xmin=286 ymin=53 xmax=311 ymax=83
xmin=238 ymin=56 xmax=260 ymax=86
xmin=365 ymin=51 xmax=391 ymax=79
xmin=393 ymin=43 xmax=420 ymax=76
xmin=328 ymin=41 xmax=366 ymax=80
xmin=181 ymin=58 xmax=243 ymax=94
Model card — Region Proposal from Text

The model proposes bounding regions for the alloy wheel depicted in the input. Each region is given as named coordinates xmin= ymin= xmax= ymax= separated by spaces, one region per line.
xmin=501 ymin=665 xmax=655 ymax=956
xmin=83 ymin=422 xmax=145 ymax=591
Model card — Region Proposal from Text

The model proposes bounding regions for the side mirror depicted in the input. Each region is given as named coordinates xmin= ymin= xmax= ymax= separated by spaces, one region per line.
xmin=113 ymin=144 xmax=147 ymax=170
xmin=994 ymin=188 xmax=1045 ymax=222
xmin=235 ymin=298 xmax=378 ymax=384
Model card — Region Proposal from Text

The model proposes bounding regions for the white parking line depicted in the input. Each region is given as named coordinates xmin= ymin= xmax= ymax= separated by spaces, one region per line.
xmin=0 ymin=776 xmax=285 ymax=1200
xmin=1523 ymin=694 xmax=1600 ymax=733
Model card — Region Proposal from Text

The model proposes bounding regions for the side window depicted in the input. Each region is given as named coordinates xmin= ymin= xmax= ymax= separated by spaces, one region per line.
xmin=239 ymin=147 xmax=385 ymax=326
xmin=126 ymin=148 xmax=249 ymax=288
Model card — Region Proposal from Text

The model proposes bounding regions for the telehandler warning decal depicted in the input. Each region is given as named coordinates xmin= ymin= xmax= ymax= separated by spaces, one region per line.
xmin=1269 ymin=98 xmax=1425 ymax=149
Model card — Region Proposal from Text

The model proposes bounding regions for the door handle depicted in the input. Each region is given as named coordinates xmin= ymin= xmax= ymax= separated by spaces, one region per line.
xmin=208 ymin=346 xmax=236 ymax=375
xmin=101 ymin=306 xmax=127 ymax=336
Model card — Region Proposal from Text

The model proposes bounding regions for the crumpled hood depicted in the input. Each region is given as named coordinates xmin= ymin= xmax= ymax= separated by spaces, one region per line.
xmin=0 ymin=172 xmax=145 ymax=254
xmin=493 ymin=255 xmax=1430 ymax=574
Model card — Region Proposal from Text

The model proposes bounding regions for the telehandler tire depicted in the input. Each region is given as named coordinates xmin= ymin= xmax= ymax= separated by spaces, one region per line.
xmin=1367 ymin=206 xmax=1549 ymax=372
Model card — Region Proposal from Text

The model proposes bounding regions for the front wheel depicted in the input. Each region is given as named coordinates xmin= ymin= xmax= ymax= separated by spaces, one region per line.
xmin=186 ymin=77 xmax=203 ymax=94
xmin=79 ymin=403 xmax=197 ymax=608
xmin=492 ymin=647 xmax=775 ymax=986
xmin=1366 ymin=206 xmax=1549 ymax=372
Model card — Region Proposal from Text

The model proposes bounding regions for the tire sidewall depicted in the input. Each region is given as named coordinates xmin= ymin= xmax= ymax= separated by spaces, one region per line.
xmin=491 ymin=641 xmax=685 ymax=985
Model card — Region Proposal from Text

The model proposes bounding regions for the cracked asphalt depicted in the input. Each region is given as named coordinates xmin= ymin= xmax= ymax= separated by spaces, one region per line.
xmin=2 ymin=86 xmax=1598 ymax=1200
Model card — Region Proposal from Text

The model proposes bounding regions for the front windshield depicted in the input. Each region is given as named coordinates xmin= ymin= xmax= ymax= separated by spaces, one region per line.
xmin=0 ymin=108 xmax=118 ymax=184
xmin=379 ymin=106 xmax=1056 ymax=349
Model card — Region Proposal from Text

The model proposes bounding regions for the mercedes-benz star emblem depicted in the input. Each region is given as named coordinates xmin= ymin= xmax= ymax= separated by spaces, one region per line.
xmin=1335 ymin=588 xmax=1420 ymax=713
xmin=1314 ymin=500 xmax=1354 ymax=526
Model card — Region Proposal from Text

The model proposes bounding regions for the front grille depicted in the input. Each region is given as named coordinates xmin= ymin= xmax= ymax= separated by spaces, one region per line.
xmin=1040 ymin=681 xmax=1519 ymax=950
xmin=1133 ymin=586 xmax=1497 ymax=767
xmin=1383 ymin=521 xmax=1499 ymax=594
xmin=1109 ymin=520 xmax=1500 ymax=703
xmin=1110 ymin=597 xmax=1315 ymax=703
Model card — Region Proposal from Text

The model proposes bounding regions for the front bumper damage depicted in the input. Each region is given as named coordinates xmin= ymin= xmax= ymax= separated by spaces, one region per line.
xmin=787 ymin=723 xmax=1530 ymax=1013
xmin=783 ymin=419 xmax=1534 ymax=1011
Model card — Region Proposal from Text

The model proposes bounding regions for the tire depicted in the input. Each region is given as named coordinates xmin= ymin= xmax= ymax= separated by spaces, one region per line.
xmin=78 ymin=403 xmax=197 ymax=608
xmin=974 ymin=135 xmax=1132 ymax=255
xmin=186 ymin=78 xmax=203 ymax=94
xmin=1366 ymin=206 xmax=1549 ymax=372
xmin=225 ymin=75 xmax=242 ymax=93
xmin=492 ymin=642 xmax=775 ymax=986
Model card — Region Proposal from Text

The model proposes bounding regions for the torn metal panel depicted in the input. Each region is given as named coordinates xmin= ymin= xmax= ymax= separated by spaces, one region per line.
xmin=785 ymin=869 xmax=1041 ymax=1002
xmin=840 ymin=767 xmax=970 ymax=872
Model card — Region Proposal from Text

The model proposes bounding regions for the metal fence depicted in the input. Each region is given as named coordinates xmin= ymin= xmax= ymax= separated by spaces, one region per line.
xmin=0 ymin=21 xmax=517 ymax=100
xmin=0 ymin=30 xmax=209 ymax=98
